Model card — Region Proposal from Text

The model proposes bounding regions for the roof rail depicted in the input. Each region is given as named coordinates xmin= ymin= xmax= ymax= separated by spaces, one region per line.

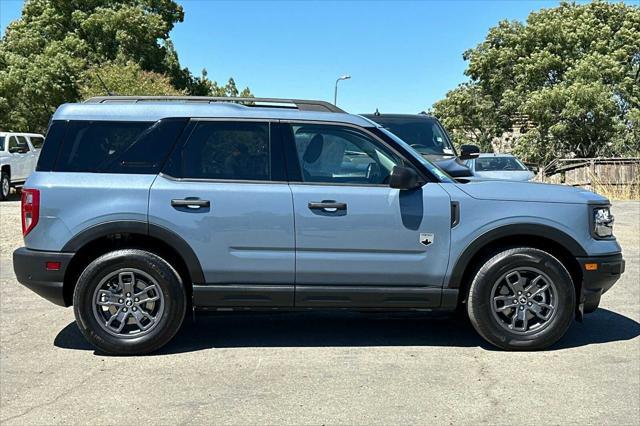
xmin=83 ymin=96 xmax=346 ymax=113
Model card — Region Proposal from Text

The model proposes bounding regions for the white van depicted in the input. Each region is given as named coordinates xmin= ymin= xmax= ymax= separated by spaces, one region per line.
xmin=0 ymin=132 xmax=44 ymax=200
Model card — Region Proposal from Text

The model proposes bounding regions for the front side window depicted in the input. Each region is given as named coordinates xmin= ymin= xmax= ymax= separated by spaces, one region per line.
xmin=292 ymin=124 xmax=408 ymax=185
xmin=181 ymin=121 xmax=270 ymax=181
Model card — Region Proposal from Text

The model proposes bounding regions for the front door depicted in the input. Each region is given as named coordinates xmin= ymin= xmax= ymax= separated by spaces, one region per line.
xmin=284 ymin=123 xmax=452 ymax=307
xmin=149 ymin=120 xmax=295 ymax=307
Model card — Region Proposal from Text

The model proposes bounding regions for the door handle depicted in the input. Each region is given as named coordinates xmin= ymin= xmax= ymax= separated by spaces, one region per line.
xmin=171 ymin=198 xmax=210 ymax=209
xmin=308 ymin=201 xmax=347 ymax=212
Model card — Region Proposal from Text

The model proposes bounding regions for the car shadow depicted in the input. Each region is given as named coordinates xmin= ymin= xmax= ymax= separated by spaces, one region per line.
xmin=54 ymin=308 xmax=640 ymax=356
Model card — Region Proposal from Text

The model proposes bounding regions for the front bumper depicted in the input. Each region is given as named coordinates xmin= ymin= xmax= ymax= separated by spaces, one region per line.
xmin=577 ymin=253 xmax=625 ymax=315
xmin=13 ymin=247 xmax=74 ymax=307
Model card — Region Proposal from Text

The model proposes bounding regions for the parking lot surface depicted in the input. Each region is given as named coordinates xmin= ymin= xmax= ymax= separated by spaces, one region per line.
xmin=1 ymin=197 xmax=638 ymax=425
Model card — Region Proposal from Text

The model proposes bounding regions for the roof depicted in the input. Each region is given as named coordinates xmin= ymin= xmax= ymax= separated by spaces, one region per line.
xmin=0 ymin=132 xmax=44 ymax=137
xmin=361 ymin=113 xmax=438 ymax=122
xmin=53 ymin=100 xmax=377 ymax=128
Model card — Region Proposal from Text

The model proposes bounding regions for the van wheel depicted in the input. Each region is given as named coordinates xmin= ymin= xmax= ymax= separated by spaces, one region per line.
xmin=0 ymin=172 xmax=9 ymax=200
xmin=73 ymin=249 xmax=186 ymax=355
xmin=467 ymin=247 xmax=575 ymax=350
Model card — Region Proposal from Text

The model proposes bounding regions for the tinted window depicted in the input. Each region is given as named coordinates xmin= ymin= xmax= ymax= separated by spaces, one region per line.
xmin=36 ymin=121 xmax=67 ymax=171
xmin=367 ymin=117 xmax=455 ymax=156
xmin=181 ymin=121 xmax=270 ymax=180
xmin=53 ymin=119 xmax=186 ymax=173
xmin=0 ymin=136 xmax=4 ymax=151
xmin=475 ymin=157 xmax=527 ymax=172
xmin=292 ymin=124 xmax=407 ymax=185
xmin=30 ymin=136 xmax=44 ymax=149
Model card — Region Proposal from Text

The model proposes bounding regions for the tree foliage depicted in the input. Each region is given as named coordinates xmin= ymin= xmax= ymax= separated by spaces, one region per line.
xmin=0 ymin=0 xmax=250 ymax=132
xmin=432 ymin=1 xmax=640 ymax=164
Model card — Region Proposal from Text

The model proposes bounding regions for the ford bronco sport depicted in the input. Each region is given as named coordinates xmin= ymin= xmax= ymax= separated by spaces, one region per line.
xmin=13 ymin=96 xmax=625 ymax=355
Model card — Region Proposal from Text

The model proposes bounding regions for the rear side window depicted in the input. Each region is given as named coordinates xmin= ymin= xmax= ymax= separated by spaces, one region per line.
xmin=36 ymin=121 xmax=67 ymax=171
xmin=48 ymin=119 xmax=187 ymax=174
xmin=30 ymin=136 xmax=44 ymax=149
xmin=179 ymin=121 xmax=270 ymax=181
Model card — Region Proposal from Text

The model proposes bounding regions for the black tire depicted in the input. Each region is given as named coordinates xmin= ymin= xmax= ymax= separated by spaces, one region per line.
xmin=467 ymin=247 xmax=575 ymax=350
xmin=0 ymin=172 xmax=10 ymax=201
xmin=73 ymin=249 xmax=186 ymax=355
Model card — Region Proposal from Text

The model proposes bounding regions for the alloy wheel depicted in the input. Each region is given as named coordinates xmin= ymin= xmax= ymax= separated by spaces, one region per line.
xmin=490 ymin=267 xmax=557 ymax=334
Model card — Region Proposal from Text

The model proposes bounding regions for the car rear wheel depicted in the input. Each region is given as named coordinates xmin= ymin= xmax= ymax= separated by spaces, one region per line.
xmin=73 ymin=249 xmax=186 ymax=355
xmin=0 ymin=172 xmax=10 ymax=201
xmin=467 ymin=247 xmax=575 ymax=350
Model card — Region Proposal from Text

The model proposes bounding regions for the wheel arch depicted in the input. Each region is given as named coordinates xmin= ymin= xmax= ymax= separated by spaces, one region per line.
xmin=62 ymin=221 xmax=204 ymax=306
xmin=449 ymin=223 xmax=585 ymax=307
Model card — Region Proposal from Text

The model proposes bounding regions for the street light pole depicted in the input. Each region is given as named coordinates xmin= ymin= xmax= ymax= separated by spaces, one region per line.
xmin=334 ymin=74 xmax=351 ymax=105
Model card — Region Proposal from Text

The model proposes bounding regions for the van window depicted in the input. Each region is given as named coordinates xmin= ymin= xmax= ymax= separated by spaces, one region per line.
xmin=52 ymin=119 xmax=187 ymax=173
xmin=180 ymin=121 xmax=270 ymax=181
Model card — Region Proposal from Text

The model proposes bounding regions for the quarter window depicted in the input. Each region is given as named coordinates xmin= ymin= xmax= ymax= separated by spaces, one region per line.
xmin=291 ymin=124 xmax=408 ymax=185
xmin=53 ymin=119 xmax=186 ymax=173
xmin=181 ymin=121 xmax=270 ymax=181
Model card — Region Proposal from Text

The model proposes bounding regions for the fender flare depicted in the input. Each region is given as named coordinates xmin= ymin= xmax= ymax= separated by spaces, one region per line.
xmin=62 ymin=220 xmax=205 ymax=284
xmin=447 ymin=223 xmax=587 ymax=289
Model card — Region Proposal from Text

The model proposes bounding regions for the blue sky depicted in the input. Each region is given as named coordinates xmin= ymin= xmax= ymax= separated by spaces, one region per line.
xmin=0 ymin=0 xmax=616 ymax=113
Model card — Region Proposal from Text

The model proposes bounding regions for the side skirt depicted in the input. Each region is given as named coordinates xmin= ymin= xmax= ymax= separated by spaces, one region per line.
xmin=193 ymin=284 xmax=454 ymax=310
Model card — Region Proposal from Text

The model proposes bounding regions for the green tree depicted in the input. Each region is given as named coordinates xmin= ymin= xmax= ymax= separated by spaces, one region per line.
xmin=0 ymin=0 xmax=250 ymax=133
xmin=79 ymin=61 xmax=184 ymax=98
xmin=432 ymin=83 xmax=498 ymax=152
xmin=432 ymin=1 xmax=640 ymax=164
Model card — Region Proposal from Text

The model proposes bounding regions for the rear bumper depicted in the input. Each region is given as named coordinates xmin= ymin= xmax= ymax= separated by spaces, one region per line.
xmin=13 ymin=247 xmax=74 ymax=307
xmin=577 ymin=253 xmax=625 ymax=314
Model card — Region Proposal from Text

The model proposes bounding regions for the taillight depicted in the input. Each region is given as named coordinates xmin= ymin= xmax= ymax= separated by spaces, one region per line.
xmin=21 ymin=189 xmax=40 ymax=236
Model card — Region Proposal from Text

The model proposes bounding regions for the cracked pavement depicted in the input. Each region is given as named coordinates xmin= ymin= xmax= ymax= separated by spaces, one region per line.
xmin=1 ymin=197 xmax=639 ymax=425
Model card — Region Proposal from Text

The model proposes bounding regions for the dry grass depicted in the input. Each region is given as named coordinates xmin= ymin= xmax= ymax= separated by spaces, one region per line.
xmin=588 ymin=171 xmax=640 ymax=201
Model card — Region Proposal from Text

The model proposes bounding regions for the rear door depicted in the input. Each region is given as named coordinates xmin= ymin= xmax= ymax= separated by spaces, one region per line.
xmin=7 ymin=136 xmax=30 ymax=181
xmin=283 ymin=122 xmax=452 ymax=308
xmin=149 ymin=119 xmax=295 ymax=308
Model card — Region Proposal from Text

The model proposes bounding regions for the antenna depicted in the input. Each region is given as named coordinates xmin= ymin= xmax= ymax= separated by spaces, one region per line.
xmin=94 ymin=70 xmax=114 ymax=96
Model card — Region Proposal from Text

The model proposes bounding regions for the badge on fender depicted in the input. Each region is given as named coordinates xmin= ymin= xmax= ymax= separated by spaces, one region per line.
xmin=420 ymin=233 xmax=434 ymax=246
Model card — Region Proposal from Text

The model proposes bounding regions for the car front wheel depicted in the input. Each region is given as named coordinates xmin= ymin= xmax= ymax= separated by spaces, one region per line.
xmin=467 ymin=247 xmax=575 ymax=350
xmin=73 ymin=249 xmax=186 ymax=355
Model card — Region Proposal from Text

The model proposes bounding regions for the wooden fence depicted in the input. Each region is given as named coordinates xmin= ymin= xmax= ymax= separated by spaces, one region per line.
xmin=537 ymin=158 xmax=640 ymax=188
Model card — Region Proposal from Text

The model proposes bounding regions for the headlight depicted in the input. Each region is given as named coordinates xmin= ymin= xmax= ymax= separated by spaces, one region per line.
xmin=593 ymin=206 xmax=614 ymax=238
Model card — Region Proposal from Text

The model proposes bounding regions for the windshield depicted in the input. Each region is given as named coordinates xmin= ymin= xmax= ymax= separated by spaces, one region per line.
xmin=379 ymin=128 xmax=454 ymax=183
xmin=0 ymin=136 xmax=4 ymax=151
xmin=372 ymin=117 xmax=455 ymax=156
xmin=475 ymin=157 xmax=527 ymax=172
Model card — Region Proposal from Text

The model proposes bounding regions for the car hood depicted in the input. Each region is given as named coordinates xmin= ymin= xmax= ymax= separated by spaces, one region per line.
xmin=456 ymin=180 xmax=608 ymax=204
xmin=473 ymin=170 xmax=535 ymax=181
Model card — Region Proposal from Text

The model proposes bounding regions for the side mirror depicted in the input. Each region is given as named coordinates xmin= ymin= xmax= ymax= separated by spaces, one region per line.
xmin=459 ymin=144 xmax=480 ymax=160
xmin=389 ymin=166 xmax=421 ymax=190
